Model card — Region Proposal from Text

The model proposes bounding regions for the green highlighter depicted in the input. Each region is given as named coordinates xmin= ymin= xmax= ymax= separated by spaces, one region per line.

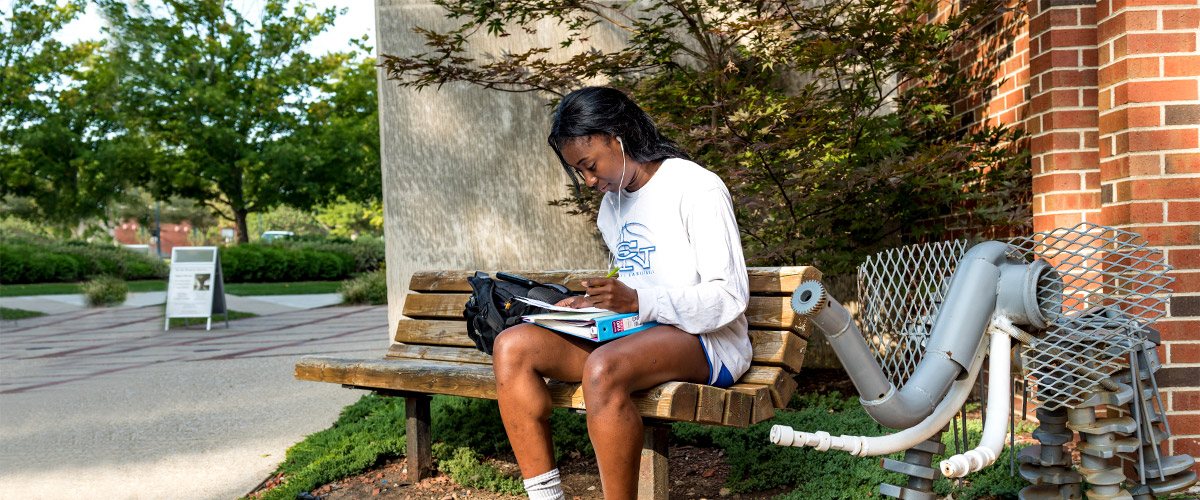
xmin=604 ymin=267 xmax=619 ymax=278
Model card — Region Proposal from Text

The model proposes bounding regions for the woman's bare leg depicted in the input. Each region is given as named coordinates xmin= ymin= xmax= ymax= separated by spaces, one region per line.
xmin=492 ymin=323 xmax=595 ymax=478
xmin=581 ymin=326 xmax=710 ymax=500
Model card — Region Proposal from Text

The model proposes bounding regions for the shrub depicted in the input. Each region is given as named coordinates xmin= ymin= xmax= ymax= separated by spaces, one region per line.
xmin=339 ymin=270 xmax=387 ymax=305
xmin=277 ymin=235 xmax=385 ymax=273
xmin=0 ymin=234 xmax=167 ymax=284
xmin=80 ymin=276 xmax=128 ymax=307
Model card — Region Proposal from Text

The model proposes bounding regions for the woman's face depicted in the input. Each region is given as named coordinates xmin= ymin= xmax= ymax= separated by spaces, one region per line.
xmin=558 ymin=134 xmax=628 ymax=194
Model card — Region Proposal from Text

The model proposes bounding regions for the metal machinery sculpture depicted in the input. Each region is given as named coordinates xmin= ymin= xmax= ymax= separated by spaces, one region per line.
xmin=770 ymin=223 xmax=1197 ymax=499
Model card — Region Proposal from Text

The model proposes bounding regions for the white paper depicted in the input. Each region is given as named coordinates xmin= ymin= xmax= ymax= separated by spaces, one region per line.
xmin=514 ymin=296 xmax=610 ymax=314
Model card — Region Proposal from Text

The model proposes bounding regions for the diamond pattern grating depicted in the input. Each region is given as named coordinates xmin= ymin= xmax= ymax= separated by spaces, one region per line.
xmin=1007 ymin=222 xmax=1173 ymax=411
xmin=857 ymin=240 xmax=969 ymax=386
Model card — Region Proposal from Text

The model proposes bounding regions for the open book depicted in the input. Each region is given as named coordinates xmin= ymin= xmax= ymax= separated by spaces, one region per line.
xmin=521 ymin=310 xmax=659 ymax=341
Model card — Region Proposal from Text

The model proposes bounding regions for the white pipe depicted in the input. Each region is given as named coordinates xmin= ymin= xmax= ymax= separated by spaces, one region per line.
xmin=770 ymin=331 xmax=989 ymax=456
xmin=939 ymin=317 xmax=1016 ymax=478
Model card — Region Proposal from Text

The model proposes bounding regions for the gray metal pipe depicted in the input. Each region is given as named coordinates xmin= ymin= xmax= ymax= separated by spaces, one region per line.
xmin=806 ymin=292 xmax=892 ymax=401
xmin=795 ymin=241 xmax=1049 ymax=430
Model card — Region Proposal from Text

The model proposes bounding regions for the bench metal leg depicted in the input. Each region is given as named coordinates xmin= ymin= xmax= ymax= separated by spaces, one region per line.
xmin=405 ymin=394 xmax=433 ymax=482
xmin=638 ymin=424 xmax=670 ymax=500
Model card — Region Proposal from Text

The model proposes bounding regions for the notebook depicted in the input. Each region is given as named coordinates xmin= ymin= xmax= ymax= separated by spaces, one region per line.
xmin=521 ymin=310 xmax=659 ymax=341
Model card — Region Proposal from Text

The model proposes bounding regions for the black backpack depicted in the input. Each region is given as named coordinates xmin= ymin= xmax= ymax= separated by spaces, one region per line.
xmin=463 ymin=272 xmax=573 ymax=355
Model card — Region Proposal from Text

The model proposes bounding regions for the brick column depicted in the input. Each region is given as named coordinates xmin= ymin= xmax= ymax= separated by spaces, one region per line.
xmin=1028 ymin=0 xmax=1104 ymax=232
xmin=1096 ymin=0 xmax=1200 ymax=472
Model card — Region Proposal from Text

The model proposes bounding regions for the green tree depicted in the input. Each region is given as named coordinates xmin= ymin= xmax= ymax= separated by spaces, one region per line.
xmin=1 ymin=0 xmax=151 ymax=234
xmin=316 ymin=197 xmax=384 ymax=238
xmin=100 ymin=0 xmax=379 ymax=243
xmin=381 ymin=0 xmax=1031 ymax=273
xmin=299 ymin=40 xmax=381 ymax=207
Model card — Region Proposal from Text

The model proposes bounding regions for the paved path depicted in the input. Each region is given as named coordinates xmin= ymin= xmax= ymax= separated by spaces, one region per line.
xmin=0 ymin=304 xmax=389 ymax=500
xmin=1 ymin=292 xmax=346 ymax=316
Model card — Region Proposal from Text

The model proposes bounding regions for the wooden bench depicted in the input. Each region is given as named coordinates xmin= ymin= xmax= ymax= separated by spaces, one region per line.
xmin=295 ymin=266 xmax=820 ymax=499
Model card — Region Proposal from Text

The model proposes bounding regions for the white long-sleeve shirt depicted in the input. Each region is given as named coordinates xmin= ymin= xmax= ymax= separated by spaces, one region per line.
xmin=598 ymin=157 xmax=752 ymax=384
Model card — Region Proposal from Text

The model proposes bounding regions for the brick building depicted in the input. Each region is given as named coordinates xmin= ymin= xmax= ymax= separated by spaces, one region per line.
xmin=112 ymin=219 xmax=196 ymax=258
xmin=955 ymin=0 xmax=1199 ymax=477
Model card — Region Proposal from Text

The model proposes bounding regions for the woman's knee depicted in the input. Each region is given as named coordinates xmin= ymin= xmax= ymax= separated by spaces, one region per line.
xmin=492 ymin=324 xmax=540 ymax=374
xmin=581 ymin=351 xmax=632 ymax=397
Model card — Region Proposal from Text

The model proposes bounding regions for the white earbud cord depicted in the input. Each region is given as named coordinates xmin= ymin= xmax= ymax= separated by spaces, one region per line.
xmin=608 ymin=138 xmax=626 ymax=276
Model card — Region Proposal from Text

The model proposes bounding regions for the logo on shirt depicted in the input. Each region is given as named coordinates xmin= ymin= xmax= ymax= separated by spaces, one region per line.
xmin=616 ymin=223 xmax=656 ymax=274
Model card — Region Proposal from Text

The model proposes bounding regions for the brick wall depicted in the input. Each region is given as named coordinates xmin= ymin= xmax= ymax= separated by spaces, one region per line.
xmin=1094 ymin=0 xmax=1200 ymax=471
xmin=952 ymin=0 xmax=1200 ymax=477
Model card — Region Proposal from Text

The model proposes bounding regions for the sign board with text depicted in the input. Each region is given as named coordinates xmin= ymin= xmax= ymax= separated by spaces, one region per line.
xmin=164 ymin=247 xmax=228 ymax=330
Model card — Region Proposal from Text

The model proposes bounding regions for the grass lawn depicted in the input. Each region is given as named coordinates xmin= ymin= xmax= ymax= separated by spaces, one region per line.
xmin=1 ymin=280 xmax=343 ymax=297
xmin=167 ymin=309 xmax=258 ymax=328
xmin=223 ymin=281 xmax=343 ymax=296
xmin=0 ymin=280 xmax=167 ymax=297
xmin=1 ymin=307 xmax=47 ymax=320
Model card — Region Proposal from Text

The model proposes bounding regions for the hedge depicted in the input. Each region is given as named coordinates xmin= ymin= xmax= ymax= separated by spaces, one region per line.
xmin=0 ymin=239 xmax=168 ymax=284
xmin=218 ymin=244 xmax=353 ymax=283
xmin=274 ymin=236 xmax=385 ymax=273
xmin=1 ymin=234 xmax=378 ymax=285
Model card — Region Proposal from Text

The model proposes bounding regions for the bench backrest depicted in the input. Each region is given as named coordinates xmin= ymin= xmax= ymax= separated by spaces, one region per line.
xmin=387 ymin=267 xmax=819 ymax=427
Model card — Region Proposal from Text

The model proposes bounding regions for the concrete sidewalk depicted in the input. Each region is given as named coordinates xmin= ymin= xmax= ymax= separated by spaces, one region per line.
xmin=0 ymin=303 xmax=389 ymax=500
xmin=1 ymin=291 xmax=345 ymax=316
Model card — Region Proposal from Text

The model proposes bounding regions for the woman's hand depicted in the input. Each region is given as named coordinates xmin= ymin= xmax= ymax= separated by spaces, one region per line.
xmin=554 ymin=295 xmax=596 ymax=309
xmin=579 ymin=278 xmax=639 ymax=313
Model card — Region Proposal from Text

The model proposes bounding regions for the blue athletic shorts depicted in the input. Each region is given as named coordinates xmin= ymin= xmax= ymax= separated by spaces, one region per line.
xmin=698 ymin=333 xmax=737 ymax=388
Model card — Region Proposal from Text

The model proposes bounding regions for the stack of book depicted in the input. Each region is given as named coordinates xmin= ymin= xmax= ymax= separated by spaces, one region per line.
xmin=516 ymin=297 xmax=659 ymax=341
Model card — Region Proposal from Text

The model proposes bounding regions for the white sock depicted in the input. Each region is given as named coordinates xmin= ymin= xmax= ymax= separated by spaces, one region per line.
xmin=523 ymin=468 xmax=565 ymax=500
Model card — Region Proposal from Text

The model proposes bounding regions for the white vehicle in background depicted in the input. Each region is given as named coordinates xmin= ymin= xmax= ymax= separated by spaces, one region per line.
xmin=260 ymin=230 xmax=295 ymax=242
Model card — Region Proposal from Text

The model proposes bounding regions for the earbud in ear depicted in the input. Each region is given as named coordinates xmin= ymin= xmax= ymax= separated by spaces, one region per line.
xmin=617 ymin=136 xmax=623 ymax=146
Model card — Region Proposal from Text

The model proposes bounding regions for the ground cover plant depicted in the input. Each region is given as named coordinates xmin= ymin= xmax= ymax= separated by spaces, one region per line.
xmin=673 ymin=391 xmax=1033 ymax=499
xmin=253 ymin=386 xmax=1032 ymax=499
xmin=382 ymin=0 xmax=1031 ymax=275
xmin=245 ymin=394 xmax=588 ymax=500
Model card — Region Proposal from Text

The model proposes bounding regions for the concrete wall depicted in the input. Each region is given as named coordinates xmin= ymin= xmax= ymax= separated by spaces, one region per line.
xmin=375 ymin=0 xmax=623 ymax=336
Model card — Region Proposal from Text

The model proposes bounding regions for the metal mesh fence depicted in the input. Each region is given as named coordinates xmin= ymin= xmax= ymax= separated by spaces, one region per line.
xmin=857 ymin=240 xmax=969 ymax=386
xmin=1007 ymin=222 xmax=1173 ymax=411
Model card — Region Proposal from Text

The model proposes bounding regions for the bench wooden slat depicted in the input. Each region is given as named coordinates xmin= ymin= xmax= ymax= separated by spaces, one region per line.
xmin=695 ymin=385 xmax=726 ymax=424
xmin=722 ymin=389 xmax=754 ymax=428
xmin=394 ymin=320 xmax=472 ymax=346
xmin=392 ymin=321 xmax=807 ymax=373
xmin=403 ymin=293 xmax=800 ymax=331
xmin=408 ymin=267 xmax=822 ymax=295
xmin=740 ymin=366 xmax=798 ymax=408
xmin=386 ymin=343 xmax=491 ymax=364
xmin=296 ymin=356 xmax=708 ymax=423
xmin=730 ymin=384 xmax=776 ymax=424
